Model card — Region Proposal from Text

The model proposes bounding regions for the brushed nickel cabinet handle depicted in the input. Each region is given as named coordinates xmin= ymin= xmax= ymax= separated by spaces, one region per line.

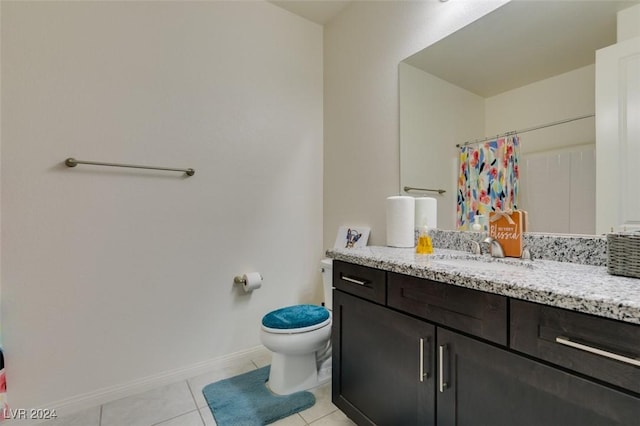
xmin=340 ymin=274 xmax=368 ymax=286
xmin=555 ymin=336 xmax=640 ymax=367
xmin=439 ymin=344 xmax=448 ymax=392
xmin=419 ymin=338 xmax=429 ymax=382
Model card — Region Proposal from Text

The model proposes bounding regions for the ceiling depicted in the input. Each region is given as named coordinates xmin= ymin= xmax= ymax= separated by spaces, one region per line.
xmin=269 ymin=0 xmax=352 ymax=25
xmin=269 ymin=0 xmax=639 ymax=96
xmin=403 ymin=0 xmax=639 ymax=97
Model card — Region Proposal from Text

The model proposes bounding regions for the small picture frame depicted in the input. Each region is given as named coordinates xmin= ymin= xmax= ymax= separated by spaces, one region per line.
xmin=334 ymin=226 xmax=371 ymax=249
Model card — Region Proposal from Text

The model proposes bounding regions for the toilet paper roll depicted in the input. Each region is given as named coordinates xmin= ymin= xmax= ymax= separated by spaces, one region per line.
xmin=386 ymin=196 xmax=415 ymax=247
xmin=415 ymin=197 xmax=437 ymax=229
xmin=242 ymin=272 xmax=262 ymax=292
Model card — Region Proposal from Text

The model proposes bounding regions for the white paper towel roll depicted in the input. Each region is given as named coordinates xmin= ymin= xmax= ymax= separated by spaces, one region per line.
xmin=242 ymin=272 xmax=262 ymax=292
xmin=415 ymin=197 xmax=437 ymax=229
xmin=386 ymin=196 xmax=415 ymax=247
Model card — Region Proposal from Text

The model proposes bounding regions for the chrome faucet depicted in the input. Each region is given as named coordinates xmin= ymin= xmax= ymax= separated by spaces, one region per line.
xmin=469 ymin=240 xmax=482 ymax=255
xmin=482 ymin=236 xmax=505 ymax=258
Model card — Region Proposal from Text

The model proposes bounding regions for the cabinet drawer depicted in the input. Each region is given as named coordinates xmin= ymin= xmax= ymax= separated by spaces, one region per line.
xmin=387 ymin=272 xmax=507 ymax=345
xmin=333 ymin=260 xmax=386 ymax=305
xmin=511 ymin=299 xmax=640 ymax=394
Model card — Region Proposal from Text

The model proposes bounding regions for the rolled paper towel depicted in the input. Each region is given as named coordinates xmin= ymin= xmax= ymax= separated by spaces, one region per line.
xmin=242 ymin=272 xmax=262 ymax=292
xmin=386 ymin=196 xmax=415 ymax=247
xmin=415 ymin=197 xmax=437 ymax=229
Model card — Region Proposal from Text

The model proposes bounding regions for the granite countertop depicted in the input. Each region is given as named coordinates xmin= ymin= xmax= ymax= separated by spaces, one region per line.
xmin=326 ymin=246 xmax=640 ymax=325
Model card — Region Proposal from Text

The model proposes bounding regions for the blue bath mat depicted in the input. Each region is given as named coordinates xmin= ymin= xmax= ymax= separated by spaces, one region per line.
xmin=202 ymin=365 xmax=315 ymax=426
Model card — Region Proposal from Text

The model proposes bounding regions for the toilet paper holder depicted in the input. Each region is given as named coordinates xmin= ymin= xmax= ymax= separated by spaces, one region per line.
xmin=234 ymin=274 xmax=263 ymax=285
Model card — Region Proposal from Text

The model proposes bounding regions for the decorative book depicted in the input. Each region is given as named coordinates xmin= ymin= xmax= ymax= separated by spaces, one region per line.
xmin=489 ymin=210 xmax=523 ymax=258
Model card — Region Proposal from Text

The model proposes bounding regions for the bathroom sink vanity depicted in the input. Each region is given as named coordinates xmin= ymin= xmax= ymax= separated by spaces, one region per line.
xmin=328 ymin=247 xmax=640 ymax=426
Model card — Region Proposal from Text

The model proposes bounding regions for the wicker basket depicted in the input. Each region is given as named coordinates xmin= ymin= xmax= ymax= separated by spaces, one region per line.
xmin=607 ymin=233 xmax=640 ymax=278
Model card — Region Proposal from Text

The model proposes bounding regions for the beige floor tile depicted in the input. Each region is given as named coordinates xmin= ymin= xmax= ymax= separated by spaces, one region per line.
xmin=308 ymin=409 xmax=356 ymax=426
xmin=298 ymin=381 xmax=338 ymax=424
xmin=271 ymin=413 xmax=307 ymax=426
xmin=198 ymin=406 xmax=217 ymax=426
xmin=38 ymin=406 xmax=100 ymax=426
xmin=152 ymin=409 xmax=204 ymax=426
xmin=101 ymin=381 xmax=196 ymax=426
xmin=38 ymin=352 xmax=358 ymax=426
xmin=187 ymin=361 xmax=257 ymax=408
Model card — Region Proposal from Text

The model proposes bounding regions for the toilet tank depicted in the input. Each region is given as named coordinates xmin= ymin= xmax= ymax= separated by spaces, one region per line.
xmin=320 ymin=258 xmax=333 ymax=311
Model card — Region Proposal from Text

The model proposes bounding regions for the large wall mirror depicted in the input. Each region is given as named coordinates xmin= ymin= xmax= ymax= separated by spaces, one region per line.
xmin=400 ymin=0 xmax=639 ymax=235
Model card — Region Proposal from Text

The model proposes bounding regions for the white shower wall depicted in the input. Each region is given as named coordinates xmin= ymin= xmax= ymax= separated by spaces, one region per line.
xmin=520 ymin=145 xmax=596 ymax=234
xmin=1 ymin=1 xmax=322 ymax=411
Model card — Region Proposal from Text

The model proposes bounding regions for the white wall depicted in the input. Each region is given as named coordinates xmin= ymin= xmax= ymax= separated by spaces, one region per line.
xmin=618 ymin=4 xmax=640 ymax=42
xmin=485 ymin=64 xmax=595 ymax=155
xmin=1 ymin=1 xmax=322 ymax=410
xmin=323 ymin=0 xmax=507 ymax=247
xmin=399 ymin=63 xmax=485 ymax=230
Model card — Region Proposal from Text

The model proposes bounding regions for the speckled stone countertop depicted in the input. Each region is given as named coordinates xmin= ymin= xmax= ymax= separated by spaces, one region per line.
xmin=326 ymin=246 xmax=640 ymax=325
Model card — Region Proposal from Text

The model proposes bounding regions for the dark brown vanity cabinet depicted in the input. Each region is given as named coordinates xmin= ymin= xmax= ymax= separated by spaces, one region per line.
xmin=333 ymin=290 xmax=435 ymax=426
xmin=437 ymin=328 xmax=640 ymax=426
xmin=332 ymin=260 xmax=640 ymax=426
xmin=510 ymin=299 xmax=640 ymax=395
xmin=387 ymin=272 xmax=507 ymax=345
xmin=332 ymin=260 xmax=436 ymax=425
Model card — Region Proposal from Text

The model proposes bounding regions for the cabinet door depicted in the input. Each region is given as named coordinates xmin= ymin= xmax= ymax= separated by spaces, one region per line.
xmin=437 ymin=328 xmax=640 ymax=426
xmin=333 ymin=290 xmax=435 ymax=426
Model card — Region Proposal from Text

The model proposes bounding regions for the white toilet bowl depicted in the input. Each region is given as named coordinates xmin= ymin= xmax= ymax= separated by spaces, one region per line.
xmin=260 ymin=306 xmax=331 ymax=394
xmin=259 ymin=259 xmax=334 ymax=395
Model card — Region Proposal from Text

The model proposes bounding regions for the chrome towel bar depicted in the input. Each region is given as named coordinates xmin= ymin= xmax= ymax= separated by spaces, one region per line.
xmin=65 ymin=158 xmax=195 ymax=176
xmin=404 ymin=186 xmax=446 ymax=195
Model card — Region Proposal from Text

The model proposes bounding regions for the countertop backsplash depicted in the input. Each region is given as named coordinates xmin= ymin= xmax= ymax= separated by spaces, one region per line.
xmin=430 ymin=229 xmax=607 ymax=267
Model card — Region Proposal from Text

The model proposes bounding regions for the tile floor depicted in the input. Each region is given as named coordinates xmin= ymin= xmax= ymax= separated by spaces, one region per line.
xmin=41 ymin=348 xmax=355 ymax=426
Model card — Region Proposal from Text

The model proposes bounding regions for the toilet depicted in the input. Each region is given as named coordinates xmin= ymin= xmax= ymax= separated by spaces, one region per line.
xmin=260 ymin=258 xmax=334 ymax=395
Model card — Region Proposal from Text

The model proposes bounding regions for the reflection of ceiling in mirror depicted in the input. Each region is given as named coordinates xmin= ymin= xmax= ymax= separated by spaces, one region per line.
xmin=403 ymin=0 xmax=639 ymax=97
xmin=268 ymin=1 xmax=352 ymax=25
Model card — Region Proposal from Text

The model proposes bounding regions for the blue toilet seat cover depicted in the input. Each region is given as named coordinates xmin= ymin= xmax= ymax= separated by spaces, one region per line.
xmin=262 ymin=304 xmax=330 ymax=330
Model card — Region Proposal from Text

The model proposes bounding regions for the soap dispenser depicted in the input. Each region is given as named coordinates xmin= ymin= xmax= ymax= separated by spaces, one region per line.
xmin=472 ymin=215 xmax=483 ymax=232
xmin=416 ymin=226 xmax=434 ymax=254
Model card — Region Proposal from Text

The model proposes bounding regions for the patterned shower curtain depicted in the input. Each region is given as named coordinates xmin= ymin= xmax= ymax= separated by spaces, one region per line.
xmin=0 ymin=327 xmax=5 ymax=421
xmin=457 ymin=136 xmax=520 ymax=230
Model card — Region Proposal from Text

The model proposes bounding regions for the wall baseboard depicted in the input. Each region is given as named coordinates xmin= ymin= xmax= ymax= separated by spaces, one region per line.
xmin=4 ymin=345 xmax=269 ymax=425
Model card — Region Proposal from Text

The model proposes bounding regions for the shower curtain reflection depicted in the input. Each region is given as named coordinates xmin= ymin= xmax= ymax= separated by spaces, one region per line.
xmin=457 ymin=136 xmax=520 ymax=230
